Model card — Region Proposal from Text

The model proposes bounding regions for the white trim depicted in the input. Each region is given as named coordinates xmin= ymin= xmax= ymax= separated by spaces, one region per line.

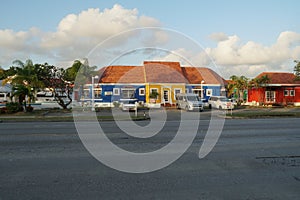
xmin=188 ymin=84 xmax=222 ymax=86
xmin=264 ymin=84 xmax=300 ymax=87
xmin=139 ymin=88 xmax=145 ymax=96
xmin=173 ymin=88 xmax=182 ymax=99
xmin=206 ymin=89 xmax=213 ymax=96
xmin=113 ymin=88 xmax=120 ymax=95
xmin=290 ymin=90 xmax=295 ymax=96
xmin=284 ymin=90 xmax=289 ymax=96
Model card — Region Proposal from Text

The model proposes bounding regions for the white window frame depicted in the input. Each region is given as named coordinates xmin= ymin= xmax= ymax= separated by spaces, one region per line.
xmin=94 ymin=88 xmax=102 ymax=98
xmin=265 ymin=91 xmax=276 ymax=103
xmin=121 ymin=88 xmax=135 ymax=99
xmin=174 ymin=88 xmax=182 ymax=99
xmin=284 ymin=90 xmax=289 ymax=96
xmin=206 ymin=89 xmax=213 ymax=96
xmin=150 ymin=88 xmax=159 ymax=100
xmin=139 ymin=88 xmax=145 ymax=96
xmin=113 ymin=88 xmax=120 ymax=96
xmin=290 ymin=90 xmax=295 ymax=96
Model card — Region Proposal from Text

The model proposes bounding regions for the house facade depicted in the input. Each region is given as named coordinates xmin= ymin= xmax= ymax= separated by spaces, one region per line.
xmin=247 ymin=72 xmax=300 ymax=106
xmin=77 ymin=61 xmax=227 ymax=107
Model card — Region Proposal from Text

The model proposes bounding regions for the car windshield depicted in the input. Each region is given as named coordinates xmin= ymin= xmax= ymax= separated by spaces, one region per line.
xmin=187 ymin=96 xmax=200 ymax=101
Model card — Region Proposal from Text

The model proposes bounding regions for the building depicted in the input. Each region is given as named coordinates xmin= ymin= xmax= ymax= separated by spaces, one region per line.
xmin=247 ymin=72 xmax=300 ymax=106
xmin=77 ymin=61 xmax=227 ymax=108
xmin=0 ymin=80 xmax=12 ymax=103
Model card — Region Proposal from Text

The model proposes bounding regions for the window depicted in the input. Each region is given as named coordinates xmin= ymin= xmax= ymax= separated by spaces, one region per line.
xmin=139 ymin=88 xmax=145 ymax=96
xmin=113 ymin=88 xmax=120 ymax=96
xmin=83 ymin=89 xmax=89 ymax=99
xmin=206 ymin=89 xmax=212 ymax=96
xmin=174 ymin=88 xmax=182 ymax=99
xmin=94 ymin=88 xmax=102 ymax=98
xmin=121 ymin=89 xmax=135 ymax=99
xmin=290 ymin=90 xmax=295 ymax=96
xmin=163 ymin=90 xmax=169 ymax=102
xmin=150 ymin=88 xmax=159 ymax=99
xmin=284 ymin=90 xmax=289 ymax=96
xmin=265 ymin=91 xmax=275 ymax=102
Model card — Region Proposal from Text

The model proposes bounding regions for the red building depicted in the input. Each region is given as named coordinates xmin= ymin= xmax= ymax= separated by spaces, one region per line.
xmin=247 ymin=72 xmax=300 ymax=106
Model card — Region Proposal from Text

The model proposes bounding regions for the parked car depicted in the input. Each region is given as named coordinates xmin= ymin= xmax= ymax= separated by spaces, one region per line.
xmin=175 ymin=93 xmax=204 ymax=111
xmin=208 ymin=96 xmax=234 ymax=110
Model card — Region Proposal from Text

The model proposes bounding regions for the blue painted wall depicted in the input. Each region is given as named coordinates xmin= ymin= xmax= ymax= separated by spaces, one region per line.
xmin=186 ymin=85 xmax=222 ymax=100
xmin=99 ymin=84 xmax=146 ymax=103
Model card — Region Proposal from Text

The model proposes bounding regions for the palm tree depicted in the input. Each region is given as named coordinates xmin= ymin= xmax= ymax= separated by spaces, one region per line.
xmin=228 ymin=75 xmax=249 ymax=104
xmin=11 ymin=84 xmax=34 ymax=111
xmin=9 ymin=59 xmax=44 ymax=105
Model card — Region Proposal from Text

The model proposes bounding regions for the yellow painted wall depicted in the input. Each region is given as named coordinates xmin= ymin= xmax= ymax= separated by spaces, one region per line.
xmin=146 ymin=84 xmax=185 ymax=104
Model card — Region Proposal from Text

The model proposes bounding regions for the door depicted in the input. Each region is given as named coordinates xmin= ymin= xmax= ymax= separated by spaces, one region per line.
xmin=265 ymin=91 xmax=276 ymax=103
xmin=163 ymin=90 xmax=169 ymax=103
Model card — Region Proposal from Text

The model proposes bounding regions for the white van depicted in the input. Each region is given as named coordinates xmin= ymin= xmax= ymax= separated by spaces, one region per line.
xmin=175 ymin=93 xmax=203 ymax=111
xmin=208 ymin=96 xmax=234 ymax=110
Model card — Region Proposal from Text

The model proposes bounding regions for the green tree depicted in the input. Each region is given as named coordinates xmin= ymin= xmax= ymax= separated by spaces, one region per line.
xmin=11 ymin=84 xmax=34 ymax=112
xmin=64 ymin=60 xmax=82 ymax=82
xmin=294 ymin=60 xmax=300 ymax=80
xmin=36 ymin=63 xmax=73 ymax=109
xmin=227 ymin=75 xmax=249 ymax=104
xmin=3 ymin=59 xmax=44 ymax=106
xmin=73 ymin=58 xmax=98 ymax=101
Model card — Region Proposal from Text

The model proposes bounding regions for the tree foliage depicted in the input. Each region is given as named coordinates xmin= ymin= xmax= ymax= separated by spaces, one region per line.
xmin=294 ymin=60 xmax=300 ymax=80
xmin=227 ymin=75 xmax=249 ymax=103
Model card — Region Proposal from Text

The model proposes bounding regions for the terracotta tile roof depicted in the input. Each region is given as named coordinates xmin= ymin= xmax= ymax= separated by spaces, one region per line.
xmin=96 ymin=61 xmax=226 ymax=85
xmin=98 ymin=66 xmax=145 ymax=83
xmin=181 ymin=67 xmax=204 ymax=84
xmin=144 ymin=61 xmax=187 ymax=83
xmin=256 ymin=72 xmax=300 ymax=85
xmin=197 ymin=67 xmax=227 ymax=85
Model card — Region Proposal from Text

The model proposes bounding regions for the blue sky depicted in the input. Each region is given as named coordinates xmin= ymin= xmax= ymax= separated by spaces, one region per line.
xmin=0 ymin=0 xmax=300 ymax=78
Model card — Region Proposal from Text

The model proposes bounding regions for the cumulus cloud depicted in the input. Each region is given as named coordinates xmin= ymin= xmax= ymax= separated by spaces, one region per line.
xmin=0 ymin=3 xmax=299 ymax=80
xmin=206 ymin=31 xmax=300 ymax=78
xmin=40 ymin=4 xmax=160 ymax=49
xmin=153 ymin=31 xmax=300 ymax=79
xmin=0 ymin=4 xmax=161 ymax=68
xmin=209 ymin=32 xmax=228 ymax=42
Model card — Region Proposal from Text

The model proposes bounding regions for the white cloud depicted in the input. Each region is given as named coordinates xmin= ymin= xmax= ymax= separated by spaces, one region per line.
xmin=40 ymin=4 xmax=160 ymax=49
xmin=0 ymin=4 xmax=161 ymax=68
xmin=209 ymin=32 xmax=228 ymax=42
xmin=205 ymin=31 xmax=300 ymax=78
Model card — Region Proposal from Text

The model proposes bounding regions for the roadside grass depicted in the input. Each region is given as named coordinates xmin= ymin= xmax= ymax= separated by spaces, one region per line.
xmin=230 ymin=110 xmax=300 ymax=118
xmin=0 ymin=109 xmax=149 ymax=122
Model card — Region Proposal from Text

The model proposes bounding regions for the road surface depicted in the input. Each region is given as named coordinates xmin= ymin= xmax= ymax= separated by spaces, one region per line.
xmin=0 ymin=117 xmax=299 ymax=199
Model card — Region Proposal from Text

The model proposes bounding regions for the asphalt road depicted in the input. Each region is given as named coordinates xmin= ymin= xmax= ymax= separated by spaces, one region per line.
xmin=0 ymin=117 xmax=300 ymax=200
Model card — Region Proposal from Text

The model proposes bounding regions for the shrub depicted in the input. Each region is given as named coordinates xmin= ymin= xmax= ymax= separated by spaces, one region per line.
xmin=0 ymin=107 xmax=7 ymax=114
xmin=26 ymin=105 xmax=34 ymax=112
xmin=6 ymin=102 xmax=23 ymax=113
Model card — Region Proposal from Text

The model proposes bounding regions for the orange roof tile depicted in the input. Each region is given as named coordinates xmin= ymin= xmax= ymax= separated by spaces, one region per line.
xmin=98 ymin=66 xmax=145 ymax=83
xmin=256 ymin=72 xmax=300 ymax=85
xmin=197 ymin=67 xmax=226 ymax=85
xmin=96 ymin=61 xmax=226 ymax=85
xmin=182 ymin=67 xmax=204 ymax=84
xmin=144 ymin=61 xmax=187 ymax=83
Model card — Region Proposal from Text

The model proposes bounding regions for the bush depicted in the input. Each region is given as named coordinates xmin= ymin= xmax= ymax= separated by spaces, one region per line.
xmin=26 ymin=105 xmax=34 ymax=112
xmin=6 ymin=102 xmax=23 ymax=113
xmin=0 ymin=107 xmax=7 ymax=114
